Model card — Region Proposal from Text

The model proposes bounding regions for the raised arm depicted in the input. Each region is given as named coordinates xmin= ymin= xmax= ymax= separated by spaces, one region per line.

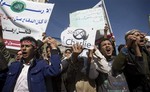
xmin=88 ymin=46 xmax=111 ymax=79
xmin=43 ymin=37 xmax=61 ymax=76
xmin=104 ymin=24 xmax=109 ymax=38
xmin=71 ymin=43 xmax=83 ymax=63
xmin=0 ymin=23 xmax=11 ymax=71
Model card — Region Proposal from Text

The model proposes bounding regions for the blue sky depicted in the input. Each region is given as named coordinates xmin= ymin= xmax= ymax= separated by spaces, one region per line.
xmin=46 ymin=0 xmax=100 ymax=39
xmin=46 ymin=0 xmax=150 ymax=47
xmin=104 ymin=0 xmax=150 ymax=46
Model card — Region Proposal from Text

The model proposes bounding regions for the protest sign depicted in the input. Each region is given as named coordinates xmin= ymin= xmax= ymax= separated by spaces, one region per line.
xmin=61 ymin=27 xmax=97 ymax=49
xmin=70 ymin=7 xmax=105 ymax=33
xmin=0 ymin=0 xmax=54 ymax=50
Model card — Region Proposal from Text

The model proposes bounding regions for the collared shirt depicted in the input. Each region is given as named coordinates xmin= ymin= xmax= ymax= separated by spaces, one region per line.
xmin=14 ymin=64 xmax=30 ymax=92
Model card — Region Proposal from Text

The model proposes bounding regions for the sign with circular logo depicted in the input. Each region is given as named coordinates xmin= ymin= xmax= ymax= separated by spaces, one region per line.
xmin=11 ymin=1 xmax=26 ymax=13
xmin=73 ymin=29 xmax=89 ymax=40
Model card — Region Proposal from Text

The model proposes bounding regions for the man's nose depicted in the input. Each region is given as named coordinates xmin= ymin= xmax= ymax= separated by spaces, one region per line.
xmin=22 ymin=46 xmax=26 ymax=50
xmin=106 ymin=44 xmax=110 ymax=47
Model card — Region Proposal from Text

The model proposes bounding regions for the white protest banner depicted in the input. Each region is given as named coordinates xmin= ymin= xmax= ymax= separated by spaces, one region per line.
xmin=0 ymin=0 xmax=54 ymax=50
xmin=69 ymin=7 xmax=105 ymax=34
xmin=61 ymin=27 xmax=97 ymax=49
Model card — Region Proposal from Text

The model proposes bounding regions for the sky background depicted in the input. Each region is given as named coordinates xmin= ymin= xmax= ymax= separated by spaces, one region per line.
xmin=46 ymin=0 xmax=150 ymax=47
xmin=46 ymin=0 xmax=100 ymax=38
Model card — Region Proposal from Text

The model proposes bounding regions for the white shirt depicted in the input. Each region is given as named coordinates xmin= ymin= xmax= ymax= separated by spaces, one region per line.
xmin=14 ymin=64 xmax=30 ymax=92
xmin=94 ymin=49 xmax=111 ymax=73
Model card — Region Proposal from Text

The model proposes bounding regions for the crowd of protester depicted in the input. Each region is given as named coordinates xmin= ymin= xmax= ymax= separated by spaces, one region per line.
xmin=1 ymin=21 xmax=150 ymax=92
xmin=1 ymin=0 xmax=150 ymax=89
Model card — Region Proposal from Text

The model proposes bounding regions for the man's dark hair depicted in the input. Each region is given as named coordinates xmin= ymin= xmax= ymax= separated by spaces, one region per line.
xmin=20 ymin=36 xmax=38 ymax=48
xmin=65 ymin=49 xmax=72 ymax=53
xmin=98 ymin=38 xmax=112 ymax=50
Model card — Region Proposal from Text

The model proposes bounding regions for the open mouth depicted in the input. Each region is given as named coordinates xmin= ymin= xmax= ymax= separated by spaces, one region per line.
xmin=140 ymin=39 xmax=144 ymax=42
xmin=22 ymin=52 xmax=27 ymax=54
xmin=106 ymin=49 xmax=110 ymax=52
xmin=22 ymin=52 xmax=27 ymax=56
xmin=106 ymin=48 xmax=111 ymax=54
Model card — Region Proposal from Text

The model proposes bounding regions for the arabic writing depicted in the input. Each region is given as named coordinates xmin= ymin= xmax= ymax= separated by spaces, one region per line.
xmin=0 ymin=0 xmax=52 ymax=14
xmin=25 ymin=8 xmax=52 ymax=14
xmin=5 ymin=41 xmax=20 ymax=46
xmin=0 ymin=13 xmax=48 ymax=25
xmin=71 ymin=8 xmax=104 ymax=22
xmin=3 ymin=27 xmax=31 ymax=34
xmin=70 ymin=7 xmax=105 ymax=30
xmin=4 ymin=39 xmax=20 ymax=47
xmin=0 ymin=0 xmax=54 ymax=50
xmin=14 ymin=16 xmax=48 ymax=25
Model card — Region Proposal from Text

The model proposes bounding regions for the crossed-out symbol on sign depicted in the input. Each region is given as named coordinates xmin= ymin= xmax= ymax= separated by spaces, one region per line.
xmin=73 ymin=29 xmax=89 ymax=40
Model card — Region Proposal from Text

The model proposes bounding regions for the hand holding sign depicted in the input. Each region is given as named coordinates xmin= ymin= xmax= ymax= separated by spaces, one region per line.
xmin=47 ymin=37 xmax=58 ymax=49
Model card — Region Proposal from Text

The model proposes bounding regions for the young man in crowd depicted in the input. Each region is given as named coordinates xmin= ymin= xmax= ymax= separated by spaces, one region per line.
xmin=91 ymin=38 xmax=129 ymax=92
xmin=0 ymin=35 xmax=61 ymax=92
xmin=89 ymin=24 xmax=129 ymax=91
xmin=112 ymin=29 xmax=150 ymax=92
xmin=62 ymin=49 xmax=72 ymax=60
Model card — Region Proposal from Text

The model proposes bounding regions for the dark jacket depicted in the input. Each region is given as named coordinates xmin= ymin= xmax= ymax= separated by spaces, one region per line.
xmin=1 ymin=49 xmax=61 ymax=92
xmin=112 ymin=47 xmax=150 ymax=92
xmin=0 ymin=42 xmax=13 ymax=92
xmin=95 ymin=57 xmax=129 ymax=92
xmin=0 ymin=42 xmax=11 ymax=71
